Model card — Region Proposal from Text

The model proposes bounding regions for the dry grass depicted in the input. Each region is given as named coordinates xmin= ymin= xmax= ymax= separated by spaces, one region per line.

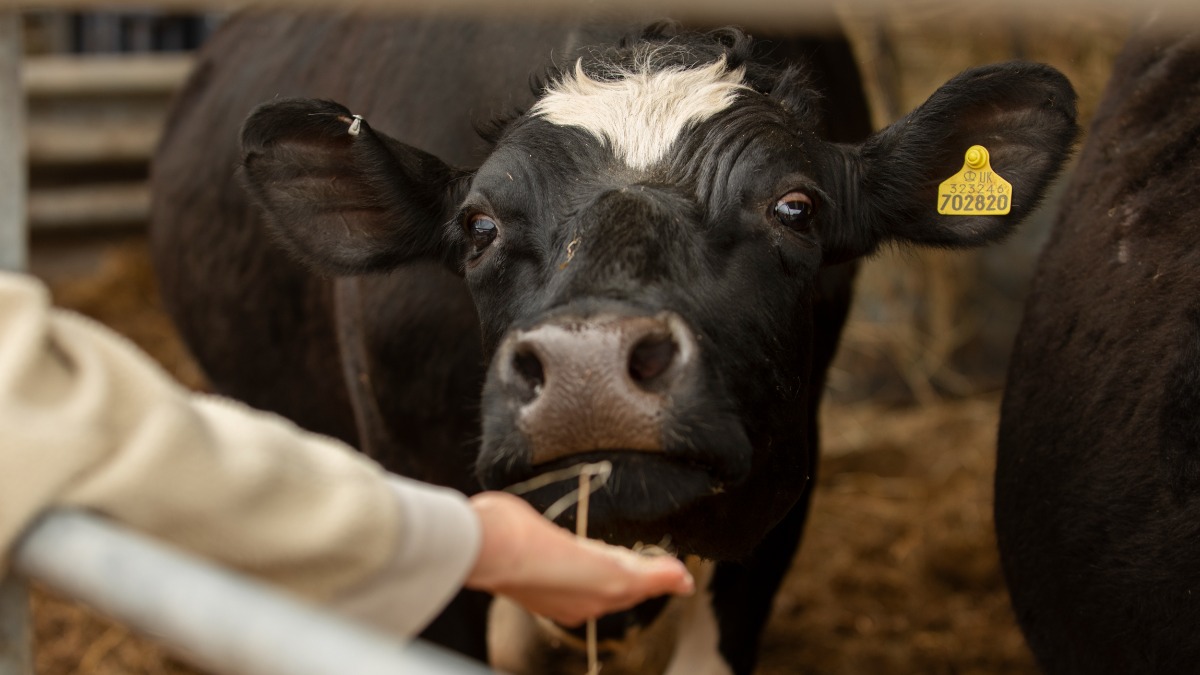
xmin=758 ymin=397 xmax=1033 ymax=674
xmin=31 ymin=588 xmax=198 ymax=675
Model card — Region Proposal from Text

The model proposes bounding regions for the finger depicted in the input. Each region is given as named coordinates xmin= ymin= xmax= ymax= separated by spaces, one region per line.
xmin=579 ymin=541 xmax=695 ymax=596
xmin=630 ymin=556 xmax=695 ymax=597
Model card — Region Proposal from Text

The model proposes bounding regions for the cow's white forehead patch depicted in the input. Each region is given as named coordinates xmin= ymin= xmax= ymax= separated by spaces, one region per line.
xmin=532 ymin=56 xmax=749 ymax=170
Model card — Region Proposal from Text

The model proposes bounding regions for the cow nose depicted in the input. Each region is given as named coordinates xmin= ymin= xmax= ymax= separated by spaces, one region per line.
xmin=495 ymin=312 xmax=698 ymax=466
xmin=507 ymin=319 xmax=684 ymax=396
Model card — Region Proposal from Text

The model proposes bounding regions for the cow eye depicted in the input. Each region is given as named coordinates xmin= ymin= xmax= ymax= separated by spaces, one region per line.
xmin=467 ymin=214 xmax=499 ymax=251
xmin=773 ymin=191 xmax=815 ymax=230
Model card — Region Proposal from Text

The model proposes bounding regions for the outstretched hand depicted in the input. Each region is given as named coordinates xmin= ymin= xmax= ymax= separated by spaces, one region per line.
xmin=464 ymin=491 xmax=695 ymax=626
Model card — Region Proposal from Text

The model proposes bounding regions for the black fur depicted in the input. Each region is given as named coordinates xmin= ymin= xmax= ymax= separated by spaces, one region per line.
xmin=996 ymin=27 xmax=1200 ymax=675
xmin=240 ymin=98 xmax=469 ymax=274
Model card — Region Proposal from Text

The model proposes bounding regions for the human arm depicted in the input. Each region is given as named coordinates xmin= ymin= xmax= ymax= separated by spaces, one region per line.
xmin=0 ymin=270 xmax=430 ymax=620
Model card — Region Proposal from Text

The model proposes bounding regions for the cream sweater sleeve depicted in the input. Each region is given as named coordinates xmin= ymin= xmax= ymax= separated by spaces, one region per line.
xmin=0 ymin=272 xmax=480 ymax=637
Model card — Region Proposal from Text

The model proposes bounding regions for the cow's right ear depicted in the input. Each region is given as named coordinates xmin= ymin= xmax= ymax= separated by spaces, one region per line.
xmin=240 ymin=98 xmax=468 ymax=274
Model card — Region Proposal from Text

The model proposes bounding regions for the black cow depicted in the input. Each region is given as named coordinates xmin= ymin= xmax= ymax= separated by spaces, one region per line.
xmin=151 ymin=12 xmax=1076 ymax=674
xmin=996 ymin=27 xmax=1200 ymax=675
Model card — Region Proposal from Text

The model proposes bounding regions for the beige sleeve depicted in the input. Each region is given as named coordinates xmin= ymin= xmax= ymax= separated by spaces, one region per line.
xmin=0 ymin=272 xmax=480 ymax=637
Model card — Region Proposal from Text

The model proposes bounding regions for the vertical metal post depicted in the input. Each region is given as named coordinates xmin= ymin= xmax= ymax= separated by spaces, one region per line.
xmin=0 ymin=575 xmax=32 ymax=675
xmin=0 ymin=11 xmax=27 ymax=272
xmin=0 ymin=11 xmax=32 ymax=672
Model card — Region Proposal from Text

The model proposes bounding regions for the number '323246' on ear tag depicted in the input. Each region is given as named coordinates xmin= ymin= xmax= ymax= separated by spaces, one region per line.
xmin=938 ymin=145 xmax=1012 ymax=215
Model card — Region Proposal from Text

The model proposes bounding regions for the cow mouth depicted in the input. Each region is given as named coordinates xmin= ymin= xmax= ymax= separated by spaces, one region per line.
xmin=492 ymin=449 xmax=740 ymax=546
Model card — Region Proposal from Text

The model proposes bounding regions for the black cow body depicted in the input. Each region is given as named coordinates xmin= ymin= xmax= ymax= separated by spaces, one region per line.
xmin=152 ymin=12 xmax=1076 ymax=673
xmin=996 ymin=28 xmax=1200 ymax=675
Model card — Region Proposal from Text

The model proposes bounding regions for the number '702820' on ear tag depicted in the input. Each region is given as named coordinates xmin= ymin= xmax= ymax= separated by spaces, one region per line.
xmin=937 ymin=145 xmax=1012 ymax=216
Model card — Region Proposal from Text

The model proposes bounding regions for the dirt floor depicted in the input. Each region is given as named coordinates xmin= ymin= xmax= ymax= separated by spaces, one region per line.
xmin=26 ymin=239 xmax=1036 ymax=674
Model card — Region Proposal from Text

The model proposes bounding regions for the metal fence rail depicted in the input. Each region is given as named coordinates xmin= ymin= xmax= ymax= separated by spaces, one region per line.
xmin=4 ymin=510 xmax=494 ymax=675
xmin=0 ymin=578 xmax=30 ymax=675
xmin=24 ymin=51 xmax=192 ymax=230
xmin=0 ymin=13 xmax=25 ymax=272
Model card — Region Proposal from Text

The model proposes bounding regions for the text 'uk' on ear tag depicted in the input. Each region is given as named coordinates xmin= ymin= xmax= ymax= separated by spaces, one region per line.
xmin=938 ymin=145 xmax=1012 ymax=215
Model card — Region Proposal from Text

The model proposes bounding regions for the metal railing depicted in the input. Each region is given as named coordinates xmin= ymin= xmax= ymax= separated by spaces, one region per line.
xmin=0 ymin=578 xmax=30 ymax=675
xmin=2 ymin=511 xmax=495 ymax=675
xmin=0 ymin=12 xmax=25 ymax=272
xmin=24 ymin=51 xmax=191 ymax=230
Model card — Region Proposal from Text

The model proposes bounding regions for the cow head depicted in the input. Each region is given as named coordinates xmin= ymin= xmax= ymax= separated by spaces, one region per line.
xmin=240 ymin=27 xmax=1076 ymax=559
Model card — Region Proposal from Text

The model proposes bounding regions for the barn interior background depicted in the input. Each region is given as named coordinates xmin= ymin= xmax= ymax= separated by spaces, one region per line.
xmin=2 ymin=1 xmax=1137 ymax=673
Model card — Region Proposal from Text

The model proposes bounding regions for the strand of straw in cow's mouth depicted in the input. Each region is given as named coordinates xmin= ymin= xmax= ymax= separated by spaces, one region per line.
xmin=503 ymin=460 xmax=682 ymax=555
xmin=505 ymin=461 xmax=613 ymax=675
xmin=503 ymin=460 xmax=612 ymax=522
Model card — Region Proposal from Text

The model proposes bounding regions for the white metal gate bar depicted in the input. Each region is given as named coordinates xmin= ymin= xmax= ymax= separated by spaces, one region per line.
xmin=9 ymin=511 xmax=494 ymax=675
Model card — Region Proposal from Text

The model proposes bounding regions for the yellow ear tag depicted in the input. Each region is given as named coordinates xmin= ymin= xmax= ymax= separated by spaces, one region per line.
xmin=937 ymin=145 xmax=1012 ymax=216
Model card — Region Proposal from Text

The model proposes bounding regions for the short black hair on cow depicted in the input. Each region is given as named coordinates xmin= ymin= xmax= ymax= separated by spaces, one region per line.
xmin=476 ymin=23 xmax=823 ymax=147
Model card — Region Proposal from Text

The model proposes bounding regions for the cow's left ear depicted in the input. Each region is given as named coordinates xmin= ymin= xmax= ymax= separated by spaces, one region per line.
xmin=821 ymin=62 xmax=1078 ymax=261
xmin=240 ymin=98 xmax=469 ymax=274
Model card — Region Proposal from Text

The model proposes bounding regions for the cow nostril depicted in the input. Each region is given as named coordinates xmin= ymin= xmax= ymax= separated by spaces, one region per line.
xmin=628 ymin=333 xmax=677 ymax=387
xmin=512 ymin=349 xmax=546 ymax=397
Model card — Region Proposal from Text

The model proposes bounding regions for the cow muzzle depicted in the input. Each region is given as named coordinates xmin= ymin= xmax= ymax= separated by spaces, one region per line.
xmin=492 ymin=312 xmax=698 ymax=466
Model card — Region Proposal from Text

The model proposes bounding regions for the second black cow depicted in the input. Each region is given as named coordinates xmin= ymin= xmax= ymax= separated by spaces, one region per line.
xmin=997 ymin=26 xmax=1200 ymax=675
xmin=151 ymin=13 xmax=1077 ymax=674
